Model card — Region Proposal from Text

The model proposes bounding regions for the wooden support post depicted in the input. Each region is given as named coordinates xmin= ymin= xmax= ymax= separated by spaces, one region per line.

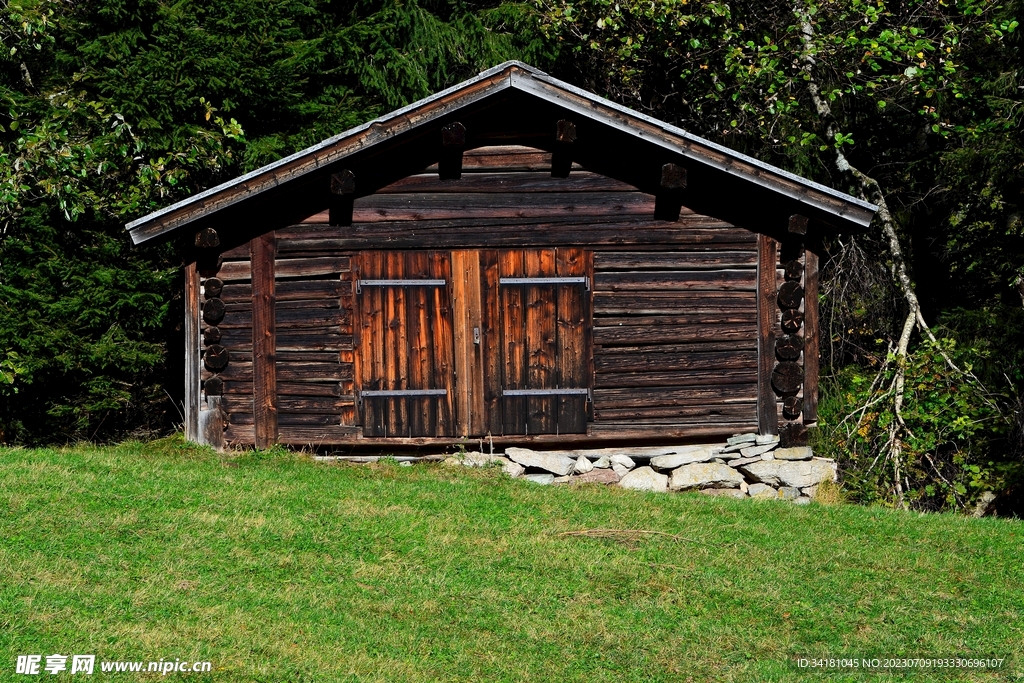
xmin=251 ymin=231 xmax=278 ymax=449
xmin=184 ymin=260 xmax=200 ymax=441
xmin=552 ymin=119 xmax=576 ymax=178
xmin=654 ymin=162 xmax=687 ymax=221
xmin=451 ymin=250 xmax=485 ymax=436
xmin=329 ymin=170 xmax=355 ymax=226
xmin=757 ymin=233 xmax=779 ymax=435
xmin=803 ymin=248 xmax=820 ymax=424
xmin=439 ymin=122 xmax=466 ymax=180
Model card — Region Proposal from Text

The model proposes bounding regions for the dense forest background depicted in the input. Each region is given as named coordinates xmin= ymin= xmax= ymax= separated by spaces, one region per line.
xmin=1 ymin=0 xmax=1021 ymax=513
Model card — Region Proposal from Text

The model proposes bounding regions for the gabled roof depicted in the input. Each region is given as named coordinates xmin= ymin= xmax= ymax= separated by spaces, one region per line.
xmin=126 ymin=61 xmax=876 ymax=244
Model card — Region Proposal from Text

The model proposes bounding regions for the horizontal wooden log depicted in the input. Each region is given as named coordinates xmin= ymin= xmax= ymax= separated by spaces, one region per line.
xmin=276 ymin=362 xmax=353 ymax=382
xmin=276 ymin=382 xmax=346 ymax=397
xmin=595 ymin=368 xmax=758 ymax=388
xmin=279 ymin=413 xmax=342 ymax=426
xmin=276 ymin=334 xmax=354 ymax=352
xmin=594 ymin=350 xmax=758 ymax=373
xmin=594 ymin=341 xmax=758 ymax=355
xmin=375 ymin=171 xmax=637 ymax=194
xmin=595 ymin=251 xmax=756 ymax=270
xmin=277 ymin=210 xmax=732 ymax=236
xmin=276 ymin=351 xmax=346 ymax=363
xmin=277 ymin=425 xmax=362 ymax=444
xmin=224 ymin=396 xmax=353 ymax=414
xmin=222 ymin=380 xmax=254 ymax=395
xmin=586 ymin=423 xmax=758 ymax=439
xmin=595 ymin=403 xmax=756 ymax=421
xmin=216 ymin=257 xmax=349 ymax=281
xmin=215 ymin=260 xmax=251 ymax=282
xmin=595 ymin=313 xmax=757 ymax=327
xmin=348 ymin=192 xmax=655 ymax=222
xmin=593 ymin=270 xmax=756 ymax=292
xmin=593 ymin=384 xmax=759 ymax=408
xmin=217 ymin=308 xmax=351 ymax=329
xmin=594 ymin=323 xmax=755 ymax=346
xmin=224 ymin=423 xmax=255 ymax=444
xmin=594 ymin=291 xmax=756 ymax=315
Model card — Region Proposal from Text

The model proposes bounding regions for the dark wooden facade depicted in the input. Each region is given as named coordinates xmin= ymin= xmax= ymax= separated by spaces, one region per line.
xmin=130 ymin=62 xmax=875 ymax=449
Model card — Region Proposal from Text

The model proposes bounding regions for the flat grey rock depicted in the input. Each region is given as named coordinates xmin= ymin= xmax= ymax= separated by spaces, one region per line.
xmin=739 ymin=459 xmax=837 ymax=488
xmin=747 ymin=483 xmax=776 ymax=498
xmin=523 ymin=473 xmax=555 ymax=485
xmin=777 ymin=486 xmax=801 ymax=500
xmin=755 ymin=434 xmax=781 ymax=446
xmin=774 ymin=446 xmax=813 ymax=461
xmin=502 ymin=461 xmax=525 ymax=478
xmin=727 ymin=433 xmax=758 ymax=445
xmin=801 ymin=485 xmax=818 ymax=499
xmin=611 ymin=463 xmax=632 ymax=478
xmin=725 ymin=455 xmax=762 ymax=468
xmin=699 ymin=488 xmax=747 ymax=499
xmin=574 ymin=455 xmax=594 ymax=474
xmin=505 ymin=448 xmax=576 ymax=476
xmin=649 ymin=447 xmax=720 ymax=470
xmin=609 ymin=454 xmax=636 ymax=470
xmin=739 ymin=443 xmax=778 ymax=458
xmin=720 ymin=442 xmax=750 ymax=454
xmin=592 ymin=456 xmax=612 ymax=469
xmin=669 ymin=463 xmax=744 ymax=490
xmin=618 ymin=466 xmax=669 ymax=492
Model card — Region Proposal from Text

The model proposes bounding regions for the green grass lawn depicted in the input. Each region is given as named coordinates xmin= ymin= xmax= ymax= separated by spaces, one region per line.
xmin=1 ymin=438 xmax=1021 ymax=682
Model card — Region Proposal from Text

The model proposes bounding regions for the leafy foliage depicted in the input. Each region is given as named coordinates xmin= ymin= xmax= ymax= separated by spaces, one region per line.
xmin=0 ymin=0 xmax=545 ymax=443
xmin=817 ymin=340 xmax=1017 ymax=511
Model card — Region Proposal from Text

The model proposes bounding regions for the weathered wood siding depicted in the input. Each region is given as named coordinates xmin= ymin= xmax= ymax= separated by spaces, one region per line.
xmin=199 ymin=146 xmax=761 ymax=444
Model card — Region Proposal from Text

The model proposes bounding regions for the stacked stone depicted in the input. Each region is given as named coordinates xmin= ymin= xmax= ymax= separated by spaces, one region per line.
xmin=445 ymin=433 xmax=837 ymax=504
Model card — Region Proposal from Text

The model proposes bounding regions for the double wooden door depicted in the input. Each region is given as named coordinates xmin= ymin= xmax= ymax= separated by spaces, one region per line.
xmin=355 ymin=248 xmax=592 ymax=438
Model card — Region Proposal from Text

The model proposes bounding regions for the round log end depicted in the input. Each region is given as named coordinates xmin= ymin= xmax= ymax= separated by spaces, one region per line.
xmin=202 ymin=326 xmax=221 ymax=345
xmin=783 ymin=396 xmax=803 ymax=419
xmin=771 ymin=361 xmax=803 ymax=396
xmin=775 ymin=334 xmax=805 ymax=361
xmin=204 ymin=344 xmax=230 ymax=371
xmin=201 ymin=298 xmax=226 ymax=325
xmin=204 ymin=376 xmax=224 ymax=396
xmin=781 ymin=309 xmax=805 ymax=333
xmin=203 ymin=277 xmax=224 ymax=298
xmin=783 ymin=260 xmax=803 ymax=282
xmin=777 ymin=281 xmax=804 ymax=310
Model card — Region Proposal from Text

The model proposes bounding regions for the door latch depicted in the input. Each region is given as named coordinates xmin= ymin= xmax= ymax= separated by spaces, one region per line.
xmin=473 ymin=327 xmax=481 ymax=345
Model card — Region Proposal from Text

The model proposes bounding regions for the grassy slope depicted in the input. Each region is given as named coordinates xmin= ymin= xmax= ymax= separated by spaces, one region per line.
xmin=0 ymin=439 xmax=1021 ymax=682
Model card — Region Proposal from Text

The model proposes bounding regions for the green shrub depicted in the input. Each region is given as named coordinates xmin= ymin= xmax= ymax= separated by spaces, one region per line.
xmin=817 ymin=339 xmax=1021 ymax=512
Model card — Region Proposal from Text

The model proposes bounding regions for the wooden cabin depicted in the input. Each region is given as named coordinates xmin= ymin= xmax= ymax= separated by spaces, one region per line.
xmin=127 ymin=62 xmax=876 ymax=450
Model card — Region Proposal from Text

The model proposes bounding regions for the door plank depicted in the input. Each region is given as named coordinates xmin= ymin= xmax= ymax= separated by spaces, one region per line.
xmin=430 ymin=251 xmax=455 ymax=436
xmin=451 ymin=250 xmax=471 ymax=436
xmin=251 ymin=231 xmax=278 ymax=448
xmin=360 ymin=252 xmax=386 ymax=437
xmin=555 ymin=247 xmax=589 ymax=434
xmin=480 ymin=250 xmax=503 ymax=436
xmin=383 ymin=251 xmax=409 ymax=437
xmin=405 ymin=251 xmax=435 ymax=437
xmin=525 ymin=249 xmax=557 ymax=435
xmin=499 ymin=250 xmax=527 ymax=434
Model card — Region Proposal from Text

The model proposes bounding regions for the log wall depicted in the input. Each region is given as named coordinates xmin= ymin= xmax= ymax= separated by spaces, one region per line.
xmin=195 ymin=146 xmax=763 ymax=446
